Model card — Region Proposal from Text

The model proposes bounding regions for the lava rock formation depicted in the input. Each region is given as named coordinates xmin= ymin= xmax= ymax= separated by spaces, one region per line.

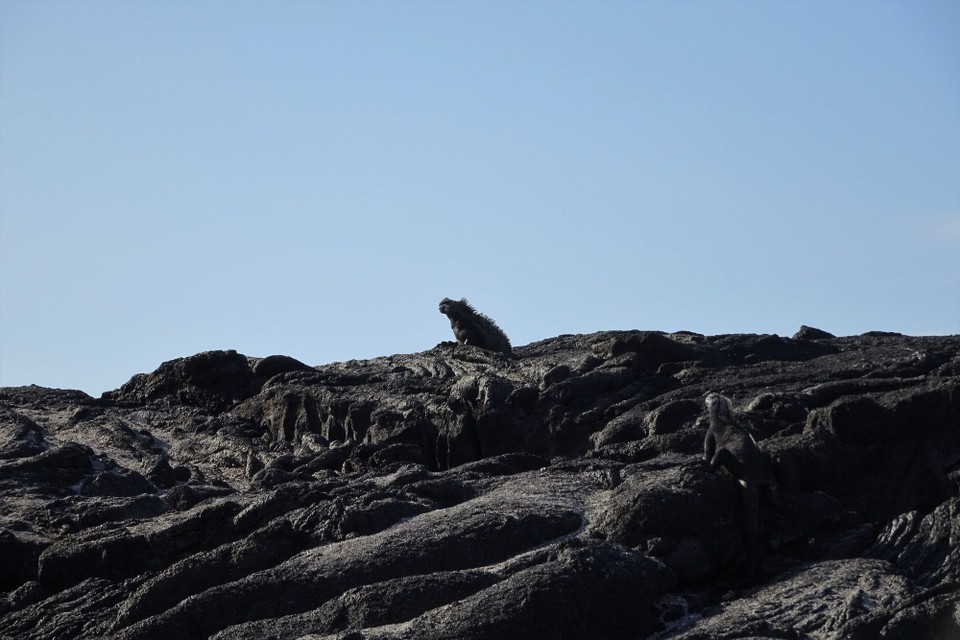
xmin=1 ymin=328 xmax=958 ymax=639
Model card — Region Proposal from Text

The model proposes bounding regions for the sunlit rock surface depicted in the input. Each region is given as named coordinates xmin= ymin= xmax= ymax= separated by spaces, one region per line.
xmin=1 ymin=329 xmax=958 ymax=639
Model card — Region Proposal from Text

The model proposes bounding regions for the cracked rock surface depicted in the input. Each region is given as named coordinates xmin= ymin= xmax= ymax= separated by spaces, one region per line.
xmin=1 ymin=329 xmax=958 ymax=639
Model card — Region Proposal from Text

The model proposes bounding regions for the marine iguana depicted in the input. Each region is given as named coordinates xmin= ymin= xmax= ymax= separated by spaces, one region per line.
xmin=438 ymin=298 xmax=512 ymax=355
xmin=704 ymin=391 xmax=763 ymax=577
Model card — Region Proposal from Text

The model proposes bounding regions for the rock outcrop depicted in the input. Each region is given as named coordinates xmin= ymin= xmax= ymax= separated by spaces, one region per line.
xmin=1 ymin=330 xmax=958 ymax=639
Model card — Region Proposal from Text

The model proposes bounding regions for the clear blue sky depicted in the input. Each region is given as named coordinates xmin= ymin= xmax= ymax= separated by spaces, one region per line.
xmin=2 ymin=0 xmax=958 ymax=396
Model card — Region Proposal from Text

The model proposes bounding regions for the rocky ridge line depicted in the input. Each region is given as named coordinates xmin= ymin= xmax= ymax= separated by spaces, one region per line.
xmin=0 ymin=328 xmax=958 ymax=639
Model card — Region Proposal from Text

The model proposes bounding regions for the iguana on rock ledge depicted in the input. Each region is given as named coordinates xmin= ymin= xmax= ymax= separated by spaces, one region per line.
xmin=439 ymin=297 xmax=512 ymax=355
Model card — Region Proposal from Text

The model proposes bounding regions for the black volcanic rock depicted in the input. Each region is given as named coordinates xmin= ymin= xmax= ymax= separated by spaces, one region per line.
xmin=793 ymin=324 xmax=837 ymax=340
xmin=103 ymin=350 xmax=267 ymax=412
xmin=1 ymin=330 xmax=959 ymax=639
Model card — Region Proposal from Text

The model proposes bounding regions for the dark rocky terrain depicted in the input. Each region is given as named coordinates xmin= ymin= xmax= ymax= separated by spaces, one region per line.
xmin=1 ymin=328 xmax=958 ymax=640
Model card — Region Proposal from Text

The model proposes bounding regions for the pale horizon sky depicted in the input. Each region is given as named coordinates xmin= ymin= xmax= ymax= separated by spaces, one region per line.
xmin=2 ymin=0 xmax=959 ymax=396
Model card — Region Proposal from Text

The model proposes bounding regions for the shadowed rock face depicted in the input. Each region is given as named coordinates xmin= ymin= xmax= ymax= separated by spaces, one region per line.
xmin=1 ymin=330 xmax=958 ymax=639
